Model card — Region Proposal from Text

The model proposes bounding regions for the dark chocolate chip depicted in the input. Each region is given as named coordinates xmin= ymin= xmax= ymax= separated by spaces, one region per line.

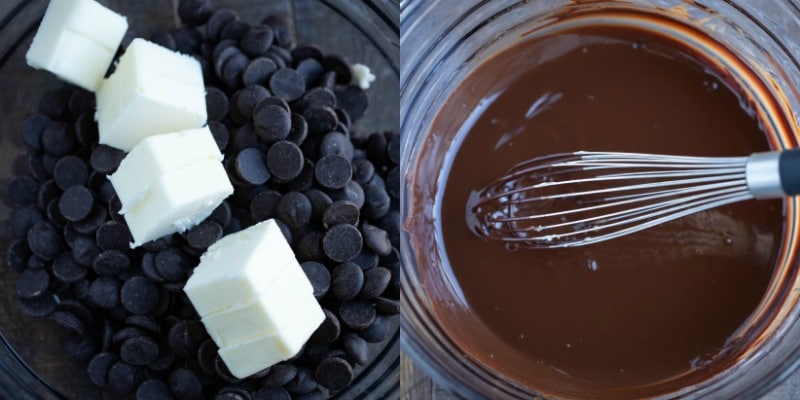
xmin=42 ymin=122 xmax=76 ymax=156
xmin=322 ymin=200 xmax=359 ymax=228
xmin=47 ymin=197 xmax=68 ymax=228
xmin=331 ymin=262 xmax=364 ymax=300
xmin=197 ymin=339 xmax=218 ymax=376
xmin=37 ymin=179 xmax=61 ymax=210
xmin=136 ymin=379 xmax=173 ymax=400
xmin=360 ymin=266 xmax=391 ymax=299
xmin=168 ymin=320 xmax=206 ymax=358
xmin=6 ymin=239 xmax=30 ymax=273
xmin=235 ymin=148 xmax=270 ymax=185
xmin=120 ymin=335 xmax=159 ymax=366
xmin=360 ymin=315 xmax=394 ymax=343
xmin=365 ymin=133 xmax=388 ymax=165
xmin=362 ymin=183 xmax=391 ymax=220
xmin=53 ymin=252 xmax=87 ymax=283
xmin=19 ymin=292 xmax=56 ymax=317
xmin=311 ymin=309 xmax=340 ymax=343
xmin=285 ymin=366 xmax=317 ymax=394
xmin=301 ymin=261 xmax=331 ymax=298
xmin=126 ymin=315 xmax=161 ymax=334
xmin=155 ymin=247 xmax=189 ymax=282
xmin=314 ymin=155 xmax=351 ymax=190
xmin=303 ymin=106 xmax=338 ymax=136
xmin=96 ymin=221 xmax=131 ymax=251
xmin=339 ymin=299 xmax=376 ymax=330
xmin=217 ymin=387 xmax=253 ymax=400
xmin=295 ymin=58 xmax=324 ymax=87
xmin=294 ymin=230 xmax=325 ymax=262
xmin=186 ymin=220 xmax=223 ymax=249
xmin=323 ymin=224 xmax=362 ymax=263
xmin=222 ymin=52 xmax=250 ymax=88
xmin=23 ymin=114 xmax=50 ymax=150
xmin=254 ymin=103 xmax=291 ymax=143
xmin=329 ymin=181 xmax=364 ymax=210
xmin=214 ymin=45 xmax=240 ymax=79
xmin=88 ymin=352 xmax=118 ymax=387
xmin=243 ymin=57 xmax=277 ymax=87
xmin=74 ymin=205 xmax=108 ymax=233
xmin=53 ymin=156 xmax=88 ymax=190
xmin=27 ymin=220 xmax=62 ymax=259
xmin=287 ymin=113 xmax=308 ymax=145
xmin=178 ymin=0 xmax=212 ymax=26
xmin=209 ymin=121 xmax=230 ymax=152
xmin=350 ymin=248 xmax=378 ymax=271
xmin=374 ymin=296 xmax=400 ymax=315
xmin=72 ymin=235 xmax=101 ymax=266
xmin=206 ymin=87 xmax=229 ymax=122
xmin=334 ymin=85 xmax=369 ymax=121
xmin=108 ymin=360 xmax=143 ymax=393
xmin=250 ymin=190 xmax=281 ymax=223
xmin=207 ymin=9 xmax=239 ymax=42
xmin=266 ymin=140 xmax=304 ymax=181
xmin=269 ymin=68 xmax=305 ymax=101
xmin=68 ymin=89 xmax=94 ymax=117
xmin=89 ymin=276 xmax=121 ymax=309
xmin=74 ymin=111 xmax=99 ymax=147
xmin=90 ymin=145 xmax=126 ymax=174
xmin=261 ymin=14 xmax=295 ymax=48
xmin=49 ymin=310 xmax=85 ymax=335
xmin=322 ymin=54 xmax=352 ymax=84
xmin=26 ymin=153 xmax=49 ymax=181
xmin=305 ymin=189 xmax=332 ymax=222
xmin=121 ymin=276 xmax=159 ymax=315
xmin=361 ymin=223 xmax=392 ymax=256
xmin=241 ymin=25 xmax=274 ymax=57
xmin=302 ymin=87 xmax=337 ymax=110
xmin=59 ymin=185 xmax=94 ymax=222
xmin=319 ymin=70 xmax=336 ymax=91
xmin=320 ymin=131 xmax=354 ymax=161
xmin=234 ymin=85 xmax=270 ymax=122
xmin=342 ymin=334 xmax=369 ymax=365
xmin=386 ymin=165 xmax=400 ymax=199
xmin=315 ymin=357 xmax=353 ymax=392
xmin=220 ymin=20 xmax=249 ymax=41
xmin=64 ymin=333 xmax=96 ymax=360
xmin=16 ymin=268 xmax=50 ymax=299
xmin=276 ymin=191 xmax=312 ymax=230
xmin=10 ymin=205 xmax=43 ymax=239
xmin=253 ymin=387 xmax=290 ymax=400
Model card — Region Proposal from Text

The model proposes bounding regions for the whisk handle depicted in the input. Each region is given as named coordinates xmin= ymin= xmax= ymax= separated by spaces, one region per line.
xmin=780 ymin=148 xmax=800 ymax=196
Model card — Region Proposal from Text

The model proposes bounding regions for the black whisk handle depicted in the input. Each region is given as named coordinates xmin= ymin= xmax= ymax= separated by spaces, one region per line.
xmin=780 ymin=148 xmax=800 ymax=196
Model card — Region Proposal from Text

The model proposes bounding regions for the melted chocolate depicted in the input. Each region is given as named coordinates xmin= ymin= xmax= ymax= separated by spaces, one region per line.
xmin=414 ymin=18 xmax=786 ymax=399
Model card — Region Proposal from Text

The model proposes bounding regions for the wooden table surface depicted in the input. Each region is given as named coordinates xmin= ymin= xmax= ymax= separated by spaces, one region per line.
xmin=400 ymin=351 xmax=800 ymax=399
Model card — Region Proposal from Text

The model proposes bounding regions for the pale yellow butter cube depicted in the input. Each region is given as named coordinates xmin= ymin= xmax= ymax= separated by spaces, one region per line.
xmin=26 ymin=0 xmax=128 ymax=91
xmin=96 ymin=38 xmax=207 ymax=151
xmin=201 ymin=267 xmax=316 ymax=347
xmin=183 ymin=219 xmax=301 ymax=317
xmin=218 ymin=305 xmax=325 ymax=379
xmin=108 ymin=127 xmax=222 ymax=207
xmin=121 ymin=158 xmax=232 ymax=247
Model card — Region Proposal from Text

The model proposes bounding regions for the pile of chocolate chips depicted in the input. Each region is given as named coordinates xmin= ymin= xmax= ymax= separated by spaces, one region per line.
xmin=3 ymin=1 xmax=400 ymax=398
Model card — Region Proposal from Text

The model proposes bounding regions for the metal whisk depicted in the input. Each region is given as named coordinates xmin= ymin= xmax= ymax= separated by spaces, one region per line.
xmin=466 ymin=150 xmax=800 ymax=249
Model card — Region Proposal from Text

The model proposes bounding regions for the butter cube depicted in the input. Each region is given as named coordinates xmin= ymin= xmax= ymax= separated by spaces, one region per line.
xmin=203 ymin=286 xmax=319 ymax=347
xmin=96 ymin=38 xmax=207 ymax=151
xmin=184 ymin=219 xmax=325 ymax=378
xmin=183 ymin=219 xmax=302 ymax=317
xmin=109 ymin=127 xmax=222 ymax=206
xmin=218 ymin=307 xmax=325 ymax=378
xmin=121 ymin=158 xmax=232 ymax=247
xmin=26 ymin=0 xmax=128 ymax=91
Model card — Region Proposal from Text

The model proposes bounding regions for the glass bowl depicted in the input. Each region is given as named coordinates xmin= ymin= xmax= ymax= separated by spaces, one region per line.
xmin=0 ymin=0 xmax=399 ymax=398
xmin=401 ymin=0 xmax=800 ymax=399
